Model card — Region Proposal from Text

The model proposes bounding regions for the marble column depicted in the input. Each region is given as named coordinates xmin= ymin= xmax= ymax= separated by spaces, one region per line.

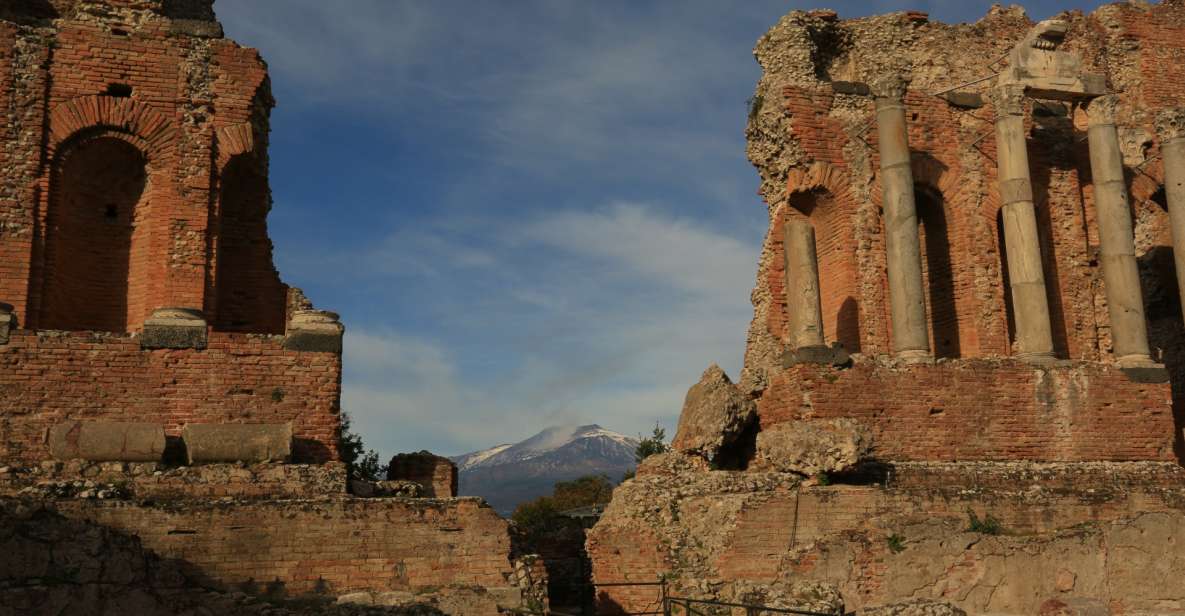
xmin=1157 ymin=107 xmax=1185 ymax=325
xmin=990 ymin=84 xmax=1056 ymax=361
xmin=1087 ymin=95 xmax=1152 ymax=365
xmin=783 ymin=218 xmax=826 ymax=349
xmin=871 ymin=74 xmax=931 ymax=361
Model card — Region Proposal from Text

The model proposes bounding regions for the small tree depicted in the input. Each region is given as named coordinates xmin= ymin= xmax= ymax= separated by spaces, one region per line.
xmin=339 ymin=411 xmax=385 ymax=481
xmin=635 ymin=422 xmax=669 ymax=463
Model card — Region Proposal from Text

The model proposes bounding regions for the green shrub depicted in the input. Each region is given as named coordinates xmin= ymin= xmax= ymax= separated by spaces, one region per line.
xmin=967 ymin=510 xmax=1002 ymax=535
xmin=886 ymin=533 xmax=905 ymax=554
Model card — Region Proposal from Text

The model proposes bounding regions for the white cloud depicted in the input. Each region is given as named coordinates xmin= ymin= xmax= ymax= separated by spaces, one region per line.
xmin=338 ymin=203 xmax=757 ymax=457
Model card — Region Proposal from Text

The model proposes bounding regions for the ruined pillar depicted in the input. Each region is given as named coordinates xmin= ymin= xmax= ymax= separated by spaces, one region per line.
xmin=1087 ymin=95 xmax=1152 ymax=365
xmin=1157 ymin=108 xmax=1185 ymax=325
xmin=871 ymin=74 xmax=930 ymax=361
xmin=990 ymin=84 xmax=1055 ymax=361
xmin=783 ymin=218 xmax=826 ymax=349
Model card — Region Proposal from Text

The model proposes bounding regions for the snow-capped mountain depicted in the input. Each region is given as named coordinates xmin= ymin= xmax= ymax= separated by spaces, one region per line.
xmin=451 ymin=424 xmax=638 ymax=515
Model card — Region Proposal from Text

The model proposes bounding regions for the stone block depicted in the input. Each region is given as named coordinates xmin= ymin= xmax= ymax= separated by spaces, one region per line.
xmin=47 ymin=421 xmax=166 ymax=462
xmin=140 ymin=307 xmax=207 ymax=350
xmin=942 ymin=91 xmax=984 ymax=108
xmin=830 ymin=80 xmax=870 ymax=96
xmin=753 ymin=418 xmax=871 ymax=475
xmin=0 ymin=303 xmax=12 ymax=345
xmin=282 ymin=309 xmax=343 ymax=353
xmin=671 ymin=365 xmax=756 ymax=464
xmin=181 ymin=423 xmax=292 ymax=464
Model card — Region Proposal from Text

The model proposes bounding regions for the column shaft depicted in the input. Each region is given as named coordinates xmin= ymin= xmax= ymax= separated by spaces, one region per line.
xmin=783 ymin=219 xmax=825 ymax=349
xmin=991 ymin=85 xmax=1055 ymax=361
xmin=872 ymin=75 xmax=930 ymax=359
xmin=1087 ymin=95 xmax=1151 ymax=364
xmin=1157 ymin=109 xmax=1185 ymax=326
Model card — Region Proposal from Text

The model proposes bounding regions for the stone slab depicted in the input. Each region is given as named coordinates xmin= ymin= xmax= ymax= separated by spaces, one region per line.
xmin=781 ymin=343 xmax=851 ymax=367
xmin=182 ymin=423 xmax=292 ymax=464
xmin=281 ymin=330 xmax=342 ymax=353
xmin=47 ymin=421 xmax=166 ymax=462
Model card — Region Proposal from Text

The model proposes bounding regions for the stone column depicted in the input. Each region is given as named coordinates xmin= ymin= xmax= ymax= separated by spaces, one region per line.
xmin=871 ymin=74 xmax=931 ymax=361
xmin=990 ymin=84 xmax=1055 ymax=361
xmin=1087 ymin=95 xmax=1152 ymax=365
xmin=783 ymin=218 xmax=826 ymax=349
xmin=1157 ymin=108 xmax=1185 ymax=325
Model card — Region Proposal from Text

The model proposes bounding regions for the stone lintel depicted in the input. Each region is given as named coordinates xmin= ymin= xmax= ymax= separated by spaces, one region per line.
xmin=831 ymin=80 xmax=871 ymax=96
xmin=140 ymin=307 xmax=207 ymax=350
xmin=942 ymin=91 xmax=984 ymax=109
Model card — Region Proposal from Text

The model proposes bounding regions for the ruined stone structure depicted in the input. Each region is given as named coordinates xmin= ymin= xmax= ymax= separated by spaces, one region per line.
xmin=0 ymin=3 xmax=527 ymax=614
xmin=590 ymin=3 xmax=1185 ymax=614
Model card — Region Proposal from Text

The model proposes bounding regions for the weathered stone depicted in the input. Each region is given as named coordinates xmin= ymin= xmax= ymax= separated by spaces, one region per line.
xmin=733 ymin=580 xmax=844 ymax=615
xmin=0 ymin=303 xmax=12 ymax=345
xmin=862 ymin=599 xmax=967 ymax=616
xmin=753 ymin=418 xmax=871 ymax=475
xmin=140 ymin=307 xmax=207 ymax=350
xmin=781 ymin=342 xmax=851 ymax=367
xmin=47 ymin=421 xmax=165 ymax=462
xmin=634 ymin=451 xmax=712 ymax=478
xmin=671 ymin=365 xmax=756 ymax=463
xmin=374 ymin=480 xmax=424 ymax=497
xmin=181 ymin=423 xmax=291 ymax=464
xmin=831 ymin=80 xmax=870 ymax=96
xmin=999 ymin=19 xmax=1105 ymax=100
xmin=283 ymin=309 xmax=344 ymax=353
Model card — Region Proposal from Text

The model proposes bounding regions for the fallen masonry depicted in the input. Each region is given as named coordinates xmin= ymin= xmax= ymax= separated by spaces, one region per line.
xmin=589 ymin=2 xmax=1185 ymax=615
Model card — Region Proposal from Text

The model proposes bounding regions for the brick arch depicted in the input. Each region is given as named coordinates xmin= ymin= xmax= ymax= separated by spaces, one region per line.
xmin=776 ymin=162 xmax=864 ymax=351
xmin=215 ymin=122 xmax=257 ymax=171
xmin=46 ymin=95 xmax=176 ymax=164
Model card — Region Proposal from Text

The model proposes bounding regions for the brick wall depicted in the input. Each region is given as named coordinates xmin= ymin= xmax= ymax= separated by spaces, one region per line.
xmin=0 ymin=330 xmax=342 ymax=463
xmin=54 ymin=496 xmax=516 ymax=597
xmin=759 ymin=359 xmax=1175 ymax=462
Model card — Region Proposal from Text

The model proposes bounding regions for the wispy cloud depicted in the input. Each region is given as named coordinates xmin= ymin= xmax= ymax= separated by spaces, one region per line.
xmin=340 ymin=203 xmax=757 ymax=457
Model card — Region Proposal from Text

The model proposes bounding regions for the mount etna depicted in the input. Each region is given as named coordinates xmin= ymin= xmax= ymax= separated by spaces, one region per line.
xmin=451 ymin=424 xmax=638 ymax=514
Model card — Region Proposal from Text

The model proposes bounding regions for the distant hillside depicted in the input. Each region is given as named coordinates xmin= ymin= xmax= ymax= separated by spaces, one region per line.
xmin=451 ymin=424 xmax=638 ymax=515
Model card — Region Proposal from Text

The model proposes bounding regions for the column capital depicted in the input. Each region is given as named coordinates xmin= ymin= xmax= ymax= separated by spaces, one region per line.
xmin=869 ymin=73 xmax=908 ymax=101
xmin=1086 ymin=94 xmax=1120 ymax=127
xmin=1156 ymin=107 xmax=1185 ymax=142
xmin=989 ymin=84 xmax=1027 ymax=117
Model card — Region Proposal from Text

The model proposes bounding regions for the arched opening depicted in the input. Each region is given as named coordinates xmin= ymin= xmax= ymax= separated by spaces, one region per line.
xmin=213 ymin=155 xmax=285 ymax=333
xmin=789 ymin=189 xmax=860 ymax=352
xmin=41 ymin=136 xmax=148 ymax=332
xmin=916 ymin=185 xmax=959 ymax=358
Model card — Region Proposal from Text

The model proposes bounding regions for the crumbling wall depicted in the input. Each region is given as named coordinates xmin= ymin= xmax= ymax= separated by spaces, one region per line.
xmin=588 ymin=459 xmax=1185 ymax=614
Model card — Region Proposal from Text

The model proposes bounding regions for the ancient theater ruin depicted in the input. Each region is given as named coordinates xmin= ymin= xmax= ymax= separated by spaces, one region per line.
xmin=590 ymin=3 xmax=1185 ymax=615
xmin=0 ymin=2 xmax=537 ymax=614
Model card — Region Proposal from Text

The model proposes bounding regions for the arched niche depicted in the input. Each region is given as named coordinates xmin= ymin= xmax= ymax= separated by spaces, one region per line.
xmin=915 ymin=184 xmax=960 ymax=358
xmin=788 ymin=188 xmax=861 ymax=352
xmin=212 ymin=153 xmax=285 ymax=333
xmin=40 ymin=135 xmax=150 ymax=332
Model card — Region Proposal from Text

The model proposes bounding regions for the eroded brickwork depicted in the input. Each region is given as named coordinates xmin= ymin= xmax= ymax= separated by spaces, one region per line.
xmin=741 ymin=2 xmax=1185 ymax=463
xmin=0 ymin=0 xmax=343 ymax=462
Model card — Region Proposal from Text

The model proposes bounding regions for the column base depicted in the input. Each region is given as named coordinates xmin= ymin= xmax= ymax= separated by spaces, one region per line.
xmin=1015 ymin=351 xmax=1057 ymax=365
xmin=894 ymin=349 xmax=934 ymax=365
xmin=781 ymin=343 xmax=851 ymax=368
xmin=141 ymin=307 xmax=207 ymax=350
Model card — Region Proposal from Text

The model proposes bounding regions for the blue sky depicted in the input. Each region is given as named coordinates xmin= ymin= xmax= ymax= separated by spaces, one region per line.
xmin=215 ymin=0 xmax=1109 ymax=458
